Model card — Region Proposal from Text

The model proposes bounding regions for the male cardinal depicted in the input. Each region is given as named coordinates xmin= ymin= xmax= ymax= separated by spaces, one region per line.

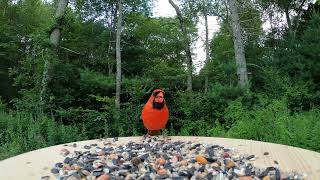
xmin=141 ymin=89 xmax=169 ymax=135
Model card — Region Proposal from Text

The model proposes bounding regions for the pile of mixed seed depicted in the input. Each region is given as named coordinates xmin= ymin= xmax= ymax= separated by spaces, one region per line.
xmin=44 ymin=136 xmax=306 ymax=180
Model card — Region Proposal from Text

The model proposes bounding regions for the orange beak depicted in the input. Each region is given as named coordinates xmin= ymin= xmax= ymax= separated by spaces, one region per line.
xmin=154 ymin=92 xmax=164 ymax=103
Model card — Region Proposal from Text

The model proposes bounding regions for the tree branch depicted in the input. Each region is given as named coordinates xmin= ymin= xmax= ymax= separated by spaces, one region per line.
xmin=60 ymin=46 xmax=81 ymax=55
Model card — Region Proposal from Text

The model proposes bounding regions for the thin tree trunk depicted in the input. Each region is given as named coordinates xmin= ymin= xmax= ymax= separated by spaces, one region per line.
xmin=40 ymin=0 xmax=68 ymax=105
xmin=224 ymin=0 xmax=233 ymax=33
xmin=107 ymin=8 xmax=113 ymax=76
xmin=269 ymin=10 xmax=273 ymax=30
xmin=3 ymin=5 xmax=6 ymax=17
xmin=107 ymin=5 xmax=117 ymax=76
xmin=268 ymin=11 xmax=275 ymax=46
xmin=292 ymin=0 xmax=307 ymax=40
xmin=284 ymin=7 xmax=291 ymax=31
xmin=227 ymin=0 xmax=248 ymax=87
xmin=169 ymin=0 xmax=193 ymax=91
xmin=284 ymin=6 xmax=294 ymax=39
xmin=115 ymin=0 xmax=123 ymax=110
xmin=204 ymin=12 xmax=209 ymax=93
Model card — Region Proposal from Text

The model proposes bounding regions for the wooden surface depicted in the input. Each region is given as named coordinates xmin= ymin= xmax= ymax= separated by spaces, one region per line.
xmin=0 ymin=136 xmax=319 ymax=180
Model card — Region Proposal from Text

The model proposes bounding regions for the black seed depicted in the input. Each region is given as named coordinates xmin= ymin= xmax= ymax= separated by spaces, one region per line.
xmin=246 ymin=155 xmax=255 ymax=160
xmin=211 ymin=145 xmax=220 ymax=148
xmin=275 ymin=168 xmax=281 ymax=180
xmin=63 ymin=157 xmax=72 ymax=164
xmin=156 ymin=174 xmax=169 ymax=179
xmin=104 ymin=147 xmax=114 ymax=152
xmin=41 ymin=176 xmax=50 ymax=180
xmin=55 ymin=162 xmax=63 ymax=168
xmin=178 ymin=170 xmax=192 ymax=178
xmin=92 ymin=171 xmax=104 ymax=177
xmin=139 ymin=154 xmax=149 ymax=162
xmin=109 ymin=166 xmax=120 ymax=172
xmin=164 ymin=162 xmax=173 ymax=171
xmin=172 ymin=177 xmax=184 ymax=180
xmin=189 ymin=143 xmax=201 ymax=150
xmin=83 ymin=164 xmax=93 ymax=171
xmin=245 ymin=166 xmax=252 ymax=176
xmin=50 ymin=168 xmax=59 ymax=174
xmin=112 ymin=159 xmax=119 ymax=165
xmin=142 ymin=175 xmax=152 ymax=180
xmin=199 ymin=165 xmax=206 ymax=172
xmin=206 ymin=157 xmax=217 ymax=163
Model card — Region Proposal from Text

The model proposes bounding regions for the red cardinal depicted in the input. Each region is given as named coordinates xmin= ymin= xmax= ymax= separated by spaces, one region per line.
xmin=141 ymin=89 xmax=169 ymax=135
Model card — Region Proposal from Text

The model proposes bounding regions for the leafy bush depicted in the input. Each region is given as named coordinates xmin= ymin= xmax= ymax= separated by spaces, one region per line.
xmin=0 ymin=97 xmax=6 ymax=111
xmin=225 ymin=98 xmax=320 ymax=152
xmin=285 ymin=82 xmax=314 ymax=112
xmin=0 ymin=111 xmax=87 ymax=160
xmin=170 ymin=84 xmax=249 ymax=135
xmin=55 ymin=107 xmax=108 ymax=138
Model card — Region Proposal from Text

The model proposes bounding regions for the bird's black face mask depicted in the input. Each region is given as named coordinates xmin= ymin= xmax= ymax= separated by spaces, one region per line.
xmin=153 ymin=102 xmax=164 ymax=109
xmin=152 ymin=91 xmax=165 ymax=109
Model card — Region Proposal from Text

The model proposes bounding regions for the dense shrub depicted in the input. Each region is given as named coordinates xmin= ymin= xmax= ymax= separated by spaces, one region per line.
xmin=0 ymin=110 xmax=87 ymax=160
xmin=223 ymin=98 xmax=320 ymax=151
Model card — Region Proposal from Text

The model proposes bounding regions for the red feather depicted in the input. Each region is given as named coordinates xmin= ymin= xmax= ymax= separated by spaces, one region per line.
xmin=141 ymin=89 xmax=169 ymax=130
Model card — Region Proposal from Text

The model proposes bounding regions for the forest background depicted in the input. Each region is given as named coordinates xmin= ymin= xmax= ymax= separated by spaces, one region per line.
xmin=0 ymin=0 xmax=320 ymax=160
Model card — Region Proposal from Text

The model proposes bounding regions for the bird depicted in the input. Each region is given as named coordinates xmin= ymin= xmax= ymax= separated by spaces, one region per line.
xmin=141 ymin=89 xmax=169 ymax=136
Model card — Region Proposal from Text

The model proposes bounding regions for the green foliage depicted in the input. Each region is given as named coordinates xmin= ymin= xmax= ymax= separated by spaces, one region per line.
xmin=11 ymin=89 xmax=42 ymax=114
xmin=122 ymin=15 xmax=186 ymax=76
xmin=0 ymin=111 xmax=87 ymax=160
xmin=55 ymin=107 xmax=109 ymax=138
xmin=0 ymin=97 xmax=7 ymax=111
xmin=298 ymin=12 xmax=320 ymax=87
xmin=80 ymin=69 xmax=115 ymax=91
xmin=207 ymin=121 xmax=226 ymax=137
xmin=171 ymin=84 xmax=248 ymax=135
xmin=62 ymin=15 xmax=110 ymax=72
xmin=225 ymin=98 xmax=320 ymax=151
xmin=285 ymin=82 xmax=314 ymax=112
xmin=226 ymin=99 xmax=291 ymax=142
xmin=287 ymin=109 xmax=320 ymax=151
xmin=205 ymin=22 xmax=237 ymax=85
xmin=48 ymin=62 xmax=81 ymax=108
xmin=143 ymin=60 xmax=187 ymax=90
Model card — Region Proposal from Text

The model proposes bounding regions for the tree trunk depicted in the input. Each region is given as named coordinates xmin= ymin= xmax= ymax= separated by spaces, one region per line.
xmin=284 ymin=6 xmax=293 ymax=38
xmin=227 ymin=0 xmax=248 ymax=87
xmin=204 ymin=12 xmax=209 ymax=93
xmin=168 ymin=0 xmax=193 ymax=91
xmin=292 ymin=0 xmax=307 ymax=40
xmin=40 ymin=0 xmax=68 ymax=105
xmin=107 ymin=5 xmax=117 ymax=76
xmin=269 ymin=10 xmax=273 ymax=30
xmin=284 ymin=7 xmax=291 ymax=30
xmin=115 ymin=0 xmax=123 ymax=110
